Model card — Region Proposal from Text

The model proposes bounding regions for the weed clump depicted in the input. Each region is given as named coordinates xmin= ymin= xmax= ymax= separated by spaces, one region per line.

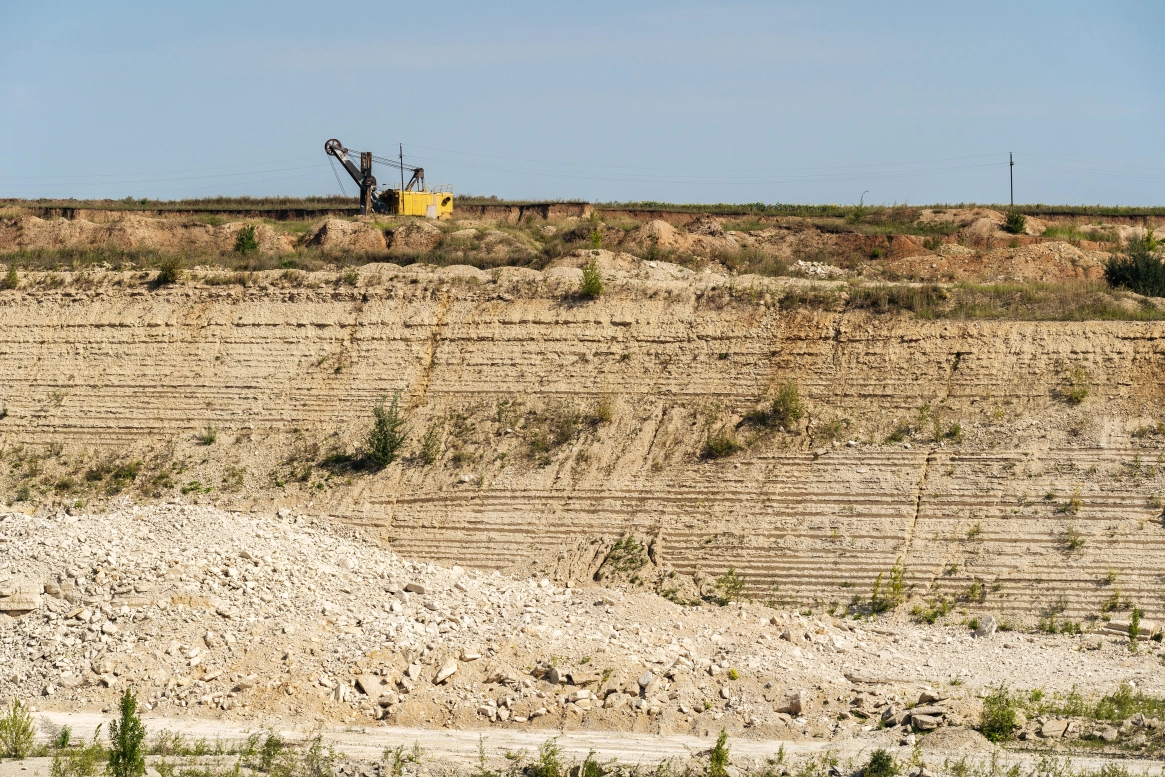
xmin=747 ymin=383 xmax=803 ymax=429
xmin=1 ymin=265 xmax=19 ymax=290
xmin=979 ymin=686 xmax=1017 ymax=742
xmin=0 ymin=698 xmax=34 ymax=759
xmin=702 ymin=429 xmax=741 ymax=459
xmin=710 ymin=568 xmax=745 ymax=605
xmin=367 ymin=392 xmax=408 ymax=467
xmin=871 ymin=558 xmax=906 ymax=613
xmin=863 ymin=749 xmax=897 ymax=777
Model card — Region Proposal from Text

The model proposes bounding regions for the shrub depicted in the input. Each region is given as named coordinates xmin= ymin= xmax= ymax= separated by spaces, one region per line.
xmin=1 ymin=265 xmax=19 ymax=290
xmin=979 ymin=686 xmax=1017 ymax=742
xmin=863 ymin=749 xmax=897 ymax=777
xmin=50 ymin=730 xmax=106 ymax=777
xmin=367 ymin=392 xmax=408 ymax=467
xmin=749 ymin=383 xmax=804 ymax=429
xmin=528 ymin=739 xmax=562 ymax=777
xmin=0 ymin=698 xmax=34 ymax=759
xmin=196 ymin=426 xmax=217 ymax=445
xmin=871 ymin=557 xmax=906 ymax=613
xmin=706 ymin=730 xmax=729 ymax=777
xmin=1003 ymin=211 xmax=1027 ymax=235
xmin=702 ymin=429 xmax=741 ymax=459
xmin=155 ymin=257 xmax=183 ymax=285
xmin=420 ymin=420 xmax=443 ymax=465
xmin=234 ymin=225 xmax=259 ymax=254
xmin=107 ymin=688 xmax=146 ymax=777
xmin=711 ymin=568 xmax=745 ymax=605
xmin=1129 ymin=607 xmax=1143 ymax=641
xmin=1106 ymin=233 xmax=1165 ymax=298
xmin=579 ymin=259 xmax=603 ymax=299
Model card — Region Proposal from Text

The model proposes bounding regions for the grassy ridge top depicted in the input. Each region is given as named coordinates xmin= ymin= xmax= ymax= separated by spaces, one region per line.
xmin=3 ymin=196 xmax=1164 ymax=218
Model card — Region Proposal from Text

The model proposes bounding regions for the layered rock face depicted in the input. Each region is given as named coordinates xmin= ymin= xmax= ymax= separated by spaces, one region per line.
xmin=1 ymin=264 xmax=1163 ymax=623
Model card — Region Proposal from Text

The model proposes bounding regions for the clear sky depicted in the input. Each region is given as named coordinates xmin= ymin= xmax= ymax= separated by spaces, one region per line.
xmin=3 ymin=1 xmax=1163 ymax=205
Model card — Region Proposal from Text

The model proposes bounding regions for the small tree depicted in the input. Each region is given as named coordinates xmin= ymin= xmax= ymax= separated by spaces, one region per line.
xmin=579 ymin=260 xmax=603 ymax=299
xmin=1003 ymin=210 xmax=1027 ymax=235
xmin=106 ymin=688 xmax=146 ymax=777
xmin=1 ymin=265 xmax=19 ymax=290
xmin=0 ymin=698 xmax=34 ymax=759
xmin=234 ymin=224 xmax=259 ymax=254
xmin=706 ymin=730 xmax=730 ymax=777
xmin=367 ymin=392 xmax=408 ymax=467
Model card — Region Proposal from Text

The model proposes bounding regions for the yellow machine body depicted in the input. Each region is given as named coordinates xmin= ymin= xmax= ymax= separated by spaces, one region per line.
xmin=385 ymin=186 xmax=454 ymax=219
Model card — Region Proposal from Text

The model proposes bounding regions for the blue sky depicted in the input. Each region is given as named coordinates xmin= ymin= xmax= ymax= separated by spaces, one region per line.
xmin=2 ymin=1 xmax=1163 ymax=205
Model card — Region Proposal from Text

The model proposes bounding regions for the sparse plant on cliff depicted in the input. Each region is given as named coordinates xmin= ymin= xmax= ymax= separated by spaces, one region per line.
xmin=234 ymin=225 xmax=259 ymax=254
xmin=702 ymin=429 xmax=741 ymax=459
xmin=367 ymin=392 xmax=408 ymax=468
xmin=1 ymin=265 xmax=19 ymax=290
xmin=1060 ymin=364 xmax=1090 ymax=404
xmin=870 ymin=557 xmax=906 ymax=613
xmin=579 ymin=259 xmax=603 ymax=299
xmin=710 ymin=568 xmax=746 ymax=605
xmin=196 ymin=426 xmax=218 ymax=445
xmin=747 ymin=383 xmax=803 ymax=430
xmin=1003 ymin=211 xmax=1027 ymax=235
xmin=420 ymin=420 xmax=443 ymax=465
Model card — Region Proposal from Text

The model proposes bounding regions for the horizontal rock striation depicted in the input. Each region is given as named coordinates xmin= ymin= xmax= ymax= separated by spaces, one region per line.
xmin=1 ymin=265 xmax=1163 ymax=622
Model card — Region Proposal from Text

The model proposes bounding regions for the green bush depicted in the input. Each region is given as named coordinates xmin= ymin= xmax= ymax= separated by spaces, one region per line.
xmin=863 ymin=749 xmax=897 ymax=777
xmin=234 ymin=225 xmax=259 ymax=254
xmin=1 ymin=265 xmax=19 ymax=290
xmin=420 ymin=420 xmax=443 ymax=465
xmin=979 ymin=686 xmax=1017 ymax=742
xmin=712 ymin=568 xmax=746 ymax=605
xmin=107 ymin=689 xmax=146 ymax=777
xmin=1003 ymin=211 xmax=1027 ymax=235
xmin=155 ymin=257 xmax=183 ymax=285
xmin=0 ymin=698 xmax=34 ymax=759
xmin=527 ymin=739 xmax=562 ymax=777
xmin=367 ymin=392 xmax=409 ymax=467
xmin=579 ymin=259 xmax=603 ymax=299
xmin=749 ymin=383 xmax=804 ymax=429
xmin=702 ymin=429 xmax=741 ymax=459
xmin=706 ymin=730 xmax=729 ymax=777
xmin=1106 ymin=233 xmax=1165 ymax=298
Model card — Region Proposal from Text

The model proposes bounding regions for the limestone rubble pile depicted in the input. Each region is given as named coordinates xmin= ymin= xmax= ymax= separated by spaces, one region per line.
xmin=3 ymin=504 xmax=1163 ymax=743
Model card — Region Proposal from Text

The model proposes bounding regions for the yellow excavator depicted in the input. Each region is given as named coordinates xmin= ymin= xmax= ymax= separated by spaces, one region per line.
xmin=324 ymin=139 xmax=453 ymax=218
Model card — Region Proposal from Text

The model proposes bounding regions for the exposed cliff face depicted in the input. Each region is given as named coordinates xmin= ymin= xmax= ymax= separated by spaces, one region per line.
xmin=1 ymin=261 xmax=1163 ymax=625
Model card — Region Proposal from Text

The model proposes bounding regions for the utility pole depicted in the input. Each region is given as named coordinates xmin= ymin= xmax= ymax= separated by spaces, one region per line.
xmin=400 ymin=144 xmax=406 ymax=195
xmin=1009 ymin=152 xmax=1014 ymax=209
